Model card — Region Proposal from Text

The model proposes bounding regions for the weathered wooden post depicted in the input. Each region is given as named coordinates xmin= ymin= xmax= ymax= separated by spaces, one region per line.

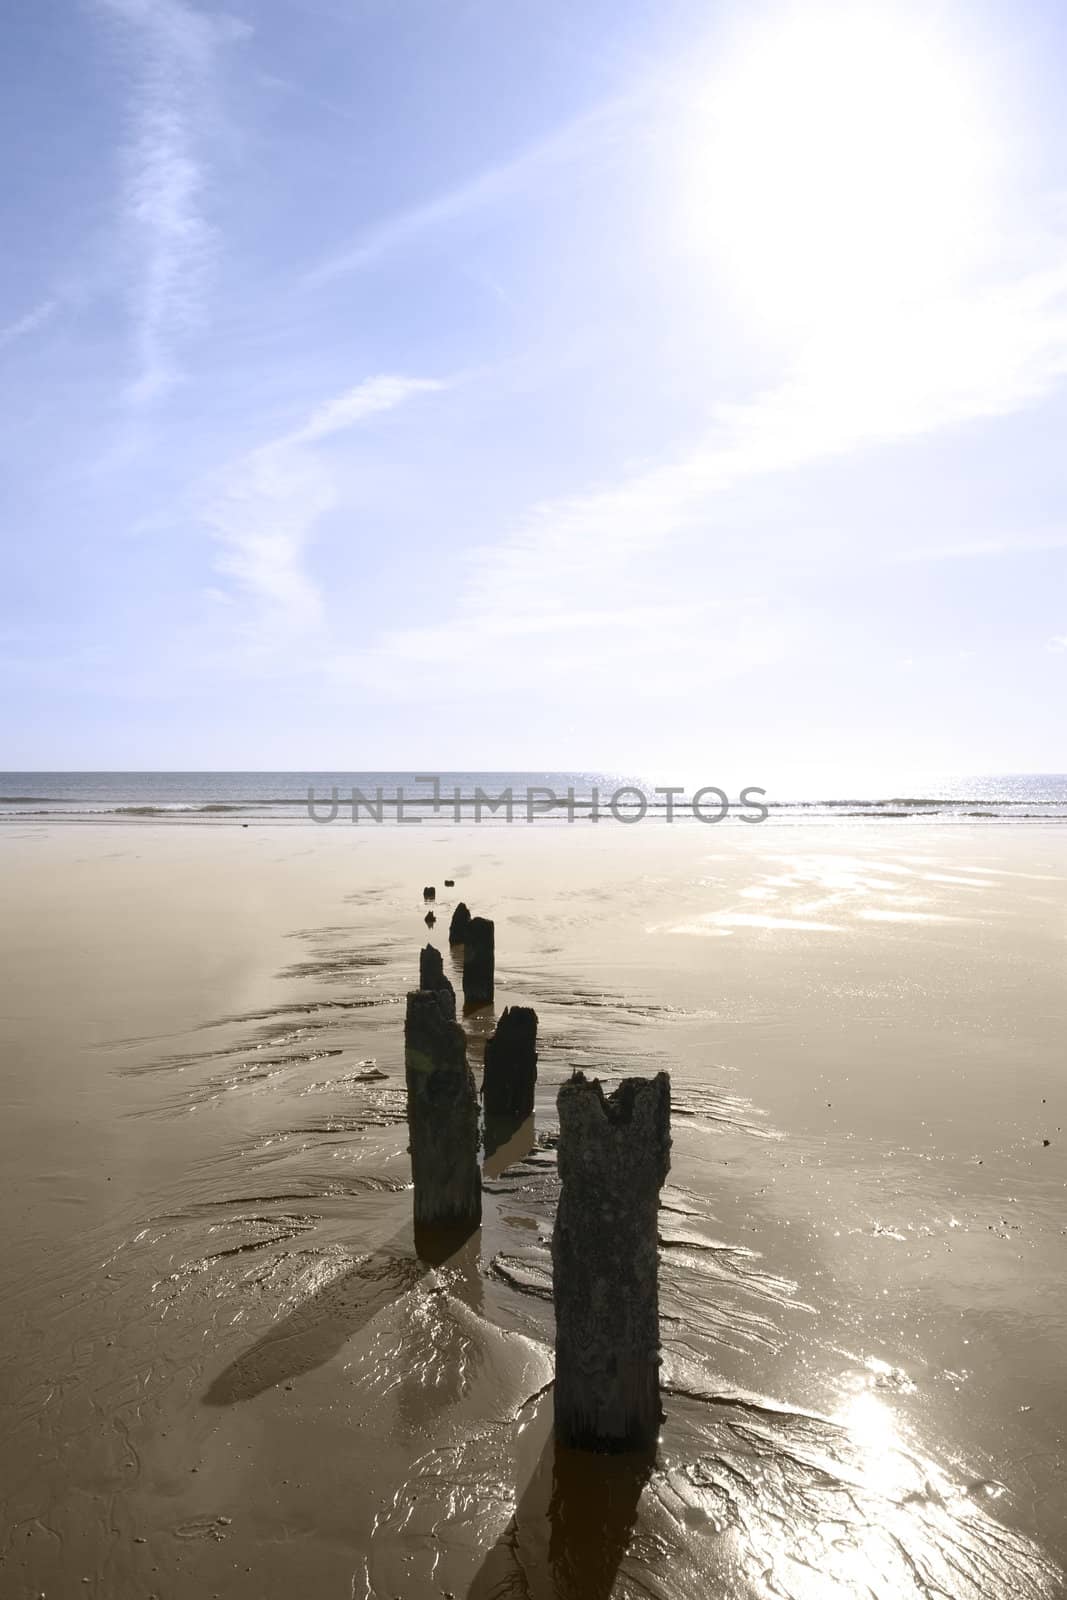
xmin=462 ymin=915 xmax=495 ymax=1008
xmin=552 ymin=1071 xmax=671 ymax=1452
xmin=419 ymin=943 xmax=455 ymax=1016
xmin=483 ymin=1006 xmax=537 ymax=1120
xmin=403 ymin=989 xmax=481 ymax=1227
xmin=449 ymin=901 xmax=472 ymax=945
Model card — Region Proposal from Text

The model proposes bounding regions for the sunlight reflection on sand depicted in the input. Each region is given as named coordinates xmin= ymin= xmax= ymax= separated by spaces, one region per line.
xmin=664 ymin=849 xmax=995 ymax=937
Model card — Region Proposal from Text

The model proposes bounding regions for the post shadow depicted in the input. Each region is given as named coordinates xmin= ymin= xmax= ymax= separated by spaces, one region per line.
xmin=202 ymin=1213 xmax=480 ymax=1406
xmin=466 ymin=1428 xmax=654 ymax=1600
xmin=394 ymin=1223 xmax=485 ymax=1437
xmin=206 ymin=987 xmax=493 ymax=1408
xmin=483 ymin=1111 xmax=535 ymax=1175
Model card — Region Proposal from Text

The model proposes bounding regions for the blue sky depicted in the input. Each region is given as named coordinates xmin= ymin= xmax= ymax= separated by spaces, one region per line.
xmin=1 ymin=0 xmax=1066 ymax=780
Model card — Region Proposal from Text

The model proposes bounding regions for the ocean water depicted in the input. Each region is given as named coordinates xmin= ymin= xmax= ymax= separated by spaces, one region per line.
xmin=0 ymin=770 xmax=1066 ymax=822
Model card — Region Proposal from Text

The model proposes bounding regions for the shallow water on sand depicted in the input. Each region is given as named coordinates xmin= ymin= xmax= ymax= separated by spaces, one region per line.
xmin=1 ymin=823 xmax=1065 ymax=1598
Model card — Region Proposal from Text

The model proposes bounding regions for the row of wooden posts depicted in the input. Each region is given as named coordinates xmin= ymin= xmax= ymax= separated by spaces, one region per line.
xmin=403 ymin=894 xmax=672 ymax=1453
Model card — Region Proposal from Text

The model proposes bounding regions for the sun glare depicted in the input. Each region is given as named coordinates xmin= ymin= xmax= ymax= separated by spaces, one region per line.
xmin=684 ymin=4 xmax=998 ymax=341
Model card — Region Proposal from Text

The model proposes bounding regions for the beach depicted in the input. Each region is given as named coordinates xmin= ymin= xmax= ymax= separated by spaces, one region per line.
xmin=1 ymin=817 xmax=1065 ymax=1598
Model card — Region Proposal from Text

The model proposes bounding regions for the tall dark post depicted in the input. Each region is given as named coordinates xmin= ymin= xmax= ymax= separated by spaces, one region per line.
xmin=449 ymin=901 xmax=472 ymax=945
xmin=462 ymin=915 xmax=495 ymax=1008
xmin=403 ymin=990 xmax=481 ymax=1227
xmin=483 ymin=1006 xmax=537 ymax=1120
xmin=552 ymin=1071 xmax=671 ymax=1452
xmin=419 ymin=943 xmax=455 ymax=1017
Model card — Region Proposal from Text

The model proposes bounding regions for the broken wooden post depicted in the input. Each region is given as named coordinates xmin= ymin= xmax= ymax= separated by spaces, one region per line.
xmin=462 ymin=915 xmax=494 ymax=1008
xmin=403 ymin=990 xmax=481 ymax=1227
xmin=404 ymin=986 xmax=451 ymax=1125
xmin=553 ymin=1071 xmax=671 ymax=1452
xmin=483 ymin=1005 xmax=537 ymax=1120
xmin=449 ymin=901 xmax=472 ymax=945
xmin=418 ymin=943 xmax=455 ymax=1016
xmin=423 ymin=885 xmax=436 ymax=901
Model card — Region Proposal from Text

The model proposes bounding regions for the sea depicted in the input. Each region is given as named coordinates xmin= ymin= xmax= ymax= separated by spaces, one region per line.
xmin=1 ymin=771 xmax=1066 ymax=822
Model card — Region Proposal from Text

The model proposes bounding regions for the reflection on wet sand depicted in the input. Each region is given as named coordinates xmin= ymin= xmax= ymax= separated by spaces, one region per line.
xmin=467 ymin=1432 xmax=654 ymax=1600
xmin=643 ymin=1386 xmax=1061 ymax=1599
xmin=377 ymin=1377 xmax=1059 ymax=1600
xmin=666 ymin=849 xmax=1003 ymax=938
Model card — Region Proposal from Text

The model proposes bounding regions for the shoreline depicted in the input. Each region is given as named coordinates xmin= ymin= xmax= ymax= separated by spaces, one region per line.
xmin=4 ymin=812 xmax=1067 ymax=828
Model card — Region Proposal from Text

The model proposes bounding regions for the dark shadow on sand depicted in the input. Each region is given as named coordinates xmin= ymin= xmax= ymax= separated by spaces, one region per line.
xmin=483 ymin=1111 xmax=535 ymax=1175
xmin=202 ymin=1217 xmax=480 ymax=1405
xmin=394 ymin=1224 xmax=485 ymax=1435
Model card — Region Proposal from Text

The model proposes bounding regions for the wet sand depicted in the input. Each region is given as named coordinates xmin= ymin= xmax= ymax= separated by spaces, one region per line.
xmin=1 ymin=819 xmax=1065 ymax=1598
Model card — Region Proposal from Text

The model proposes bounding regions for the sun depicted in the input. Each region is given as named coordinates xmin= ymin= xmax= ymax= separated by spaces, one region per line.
xmin=680 ymin=2 xmax=997 ymax=342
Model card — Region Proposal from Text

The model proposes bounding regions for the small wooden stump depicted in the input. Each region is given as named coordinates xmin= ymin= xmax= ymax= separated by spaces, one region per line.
xmin=449 ymin=901 xmax=472 ymax=945
xmin=552 ymin=1071 xmax=671 ymax=1452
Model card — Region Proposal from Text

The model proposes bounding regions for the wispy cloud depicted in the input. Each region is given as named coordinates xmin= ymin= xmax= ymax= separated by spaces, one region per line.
xmin=1048 ymin=635 xmax=1067 ymax=654
xmin=346 ymin=253 xmax=1067 ymax=695
xmin=282 ymin=375 xmax=447 ymax=446
xmin=96 ymin=0 xmax=249 ymax=405
xmin=203 ymin=374 xmax=447 ymax=642
xmin=0 ymin=299 xmax=57 ymax=352
xmin=303 ymin=98 xmax=632 ymax=288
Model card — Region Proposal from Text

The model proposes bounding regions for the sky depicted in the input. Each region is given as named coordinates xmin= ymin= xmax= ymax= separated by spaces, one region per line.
xmin=1 ymin=0 xmax=1066 ymax=781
